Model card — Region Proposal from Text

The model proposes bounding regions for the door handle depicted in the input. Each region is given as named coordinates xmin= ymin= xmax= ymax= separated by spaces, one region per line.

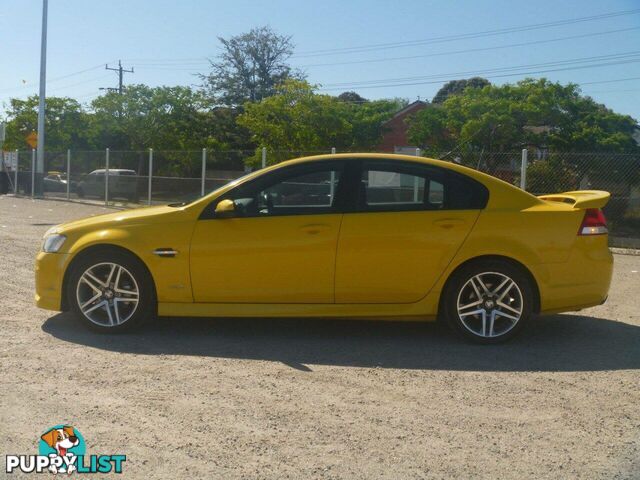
xmin=433 ymin=218 xmax=465 ymax=229
xmin=300 ymin=224 xmax=330 ymax=235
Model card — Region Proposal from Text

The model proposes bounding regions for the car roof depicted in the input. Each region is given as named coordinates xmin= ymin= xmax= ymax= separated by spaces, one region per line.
xmin=274 ymin=153 xmax=501 ymax=183
xmin=89 ymin=169 xmax=136 ymax=173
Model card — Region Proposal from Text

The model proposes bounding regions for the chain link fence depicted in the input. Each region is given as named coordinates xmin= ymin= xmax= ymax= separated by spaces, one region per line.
xmin=1 ymin=148 xmax=638 ymax=247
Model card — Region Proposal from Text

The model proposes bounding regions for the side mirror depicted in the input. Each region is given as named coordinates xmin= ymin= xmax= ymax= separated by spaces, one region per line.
xmin=214 ymin=199 xmax=236 ymax=218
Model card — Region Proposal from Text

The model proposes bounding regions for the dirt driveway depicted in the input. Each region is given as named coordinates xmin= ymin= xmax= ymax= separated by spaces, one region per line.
xmin=1 ymin=196 xmax=639 ymax=479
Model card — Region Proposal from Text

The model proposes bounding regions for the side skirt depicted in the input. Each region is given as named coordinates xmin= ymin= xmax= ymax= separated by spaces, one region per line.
xmin=158 ymin=301 xmax=438 ymax=321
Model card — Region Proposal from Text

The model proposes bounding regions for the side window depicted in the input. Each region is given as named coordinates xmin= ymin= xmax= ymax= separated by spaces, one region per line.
xmin=358 ymin=161 xmax=487 ymax=212
xmin=363 ymin=170 xmax=426 ymax=206
xmin=263 ymin=170 xmax=340 ymax=209
xmin=220 ymin=164 xmax=343 ymax=218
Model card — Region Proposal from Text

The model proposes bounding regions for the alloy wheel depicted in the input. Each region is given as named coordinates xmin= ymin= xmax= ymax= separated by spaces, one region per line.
xmin=76 ymin=262 xmax=139 ymax=327
xmin=456 ymin=271 xmax=524 ymax=338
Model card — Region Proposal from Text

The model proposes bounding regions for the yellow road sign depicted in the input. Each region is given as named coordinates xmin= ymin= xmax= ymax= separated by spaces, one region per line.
xmin=26 ymin=131 xmax=37 ymax=149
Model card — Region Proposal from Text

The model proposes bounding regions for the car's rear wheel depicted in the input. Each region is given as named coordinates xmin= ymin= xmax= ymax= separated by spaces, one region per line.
xmin=443 ymin=260 xmax=533 ymax=344
xmin=67 ymin=249 xmax=155 ymax=332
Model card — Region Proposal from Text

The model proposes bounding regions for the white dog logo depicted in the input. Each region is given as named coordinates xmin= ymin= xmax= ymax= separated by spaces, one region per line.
xmin=40 ymin=426 xmax=79 ymax=474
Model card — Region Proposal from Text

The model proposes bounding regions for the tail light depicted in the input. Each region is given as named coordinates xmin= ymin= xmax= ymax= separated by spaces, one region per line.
xmin=578 ymin=208 xmax=608 ymax=235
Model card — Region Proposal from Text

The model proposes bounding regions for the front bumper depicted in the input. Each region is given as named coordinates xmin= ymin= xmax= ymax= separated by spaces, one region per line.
xmin=35 ymin=251 xmax=72 ymax=311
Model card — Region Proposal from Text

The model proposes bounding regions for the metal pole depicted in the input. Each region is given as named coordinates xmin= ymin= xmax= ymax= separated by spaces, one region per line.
xmin=520 ymin=148 xmax=528 ymax=190
xmin=201 ymin=148 xmax=206 ymax=197
xmin=14 ymin=150 xmax=18 ymax=194
xmin=36 ymin=0 xmax=48 ymax=195
xmin=148 ymin=148 xmax=153 ymax=205
xmin=331 ymin=147 xmax=336 ymax=155
xmin=105 ymin=148 xmax=109 ymax=205
xmin=66 ymin=149 xmax=70 ymax=200
xmin=31 ymin=149 xmax=36 ymax=198
xmin=416 ymin=148 xmax=421 ymax=157
xmin=261 ymin=147 xmax=266 ymax=169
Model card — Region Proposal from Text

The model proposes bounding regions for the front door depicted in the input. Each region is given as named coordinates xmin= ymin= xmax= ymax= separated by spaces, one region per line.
xmin=190 ymin=161 xmax=345 ymax=303
xmin=335 ymin=160 xmax=485 ymax=304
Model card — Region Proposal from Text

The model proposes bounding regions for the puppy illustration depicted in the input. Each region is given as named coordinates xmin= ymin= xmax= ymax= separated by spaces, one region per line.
xmin=41 ymin=426 xmax=79 ymax=474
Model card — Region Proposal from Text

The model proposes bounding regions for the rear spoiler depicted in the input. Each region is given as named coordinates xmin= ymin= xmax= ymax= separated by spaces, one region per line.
xmin=537 ymin=190 xmax=610 ymax=209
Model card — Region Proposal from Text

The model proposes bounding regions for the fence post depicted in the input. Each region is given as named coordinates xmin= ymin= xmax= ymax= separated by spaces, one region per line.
xmin=201 ymin=148 xmax=206 ymax=197
xmin=416 ymin=148 xmax=421 ymax=157
xmin=31 ymin=149 xmax=36 ymax=198
xmin=14 ymin=150 xmax=18 ymax=194
xmin=520 ymin=148 xmax=528 ymax=190
xmin=105 ymin=147 xmax=109 ymax=205
xmin=331 ymin=147 xmax=336 ymax=155
xmin=66 ymin=149 xmax=71 ymax=200
xmin=261 ymin=147 xmax=267 ymax=169
xmin=148 ymin=148 xmax=153 ymax=205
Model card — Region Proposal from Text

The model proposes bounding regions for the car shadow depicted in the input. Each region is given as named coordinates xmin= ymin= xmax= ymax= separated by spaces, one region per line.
xmin=42 ymin=313 xmax=640 ymax=372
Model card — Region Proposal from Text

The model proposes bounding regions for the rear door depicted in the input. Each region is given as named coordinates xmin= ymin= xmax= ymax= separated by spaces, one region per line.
xmin=334 ymin=159 xmax=487 ymax=304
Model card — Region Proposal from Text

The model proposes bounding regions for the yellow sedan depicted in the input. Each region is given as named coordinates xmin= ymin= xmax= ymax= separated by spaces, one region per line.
xmin=35 ymin=154 xmax=613 ymax=343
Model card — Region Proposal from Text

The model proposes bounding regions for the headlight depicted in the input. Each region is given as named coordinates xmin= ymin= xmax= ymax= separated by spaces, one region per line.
xmin=42 ymin=234 xmax=66 ymax=253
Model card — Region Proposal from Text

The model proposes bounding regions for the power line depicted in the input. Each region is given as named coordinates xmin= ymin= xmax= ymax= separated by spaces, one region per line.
xmin=4 ymin=73 xmax=115 ymax=101
xmin=319 ymin=58 xmax=640 ymax=91
xmin=0 ymin=63 xmax=113 ymax=94
xmin=293 ymin=8 xmax=640 ymax=57
xmin=320 ymin=51 xmax=640 ymax=88
xmin=580 ymin=76 xmax=640 ymax=85
xmin=118 ymin=9 xmax=640 ymax=68
xmin=296 ymin=27 xmax=640 ymax=69
xmin=48 ymin=73 xmax=113 ymax=93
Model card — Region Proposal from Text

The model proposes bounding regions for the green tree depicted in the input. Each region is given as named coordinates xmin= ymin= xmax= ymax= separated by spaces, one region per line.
xmin=237 ymin=80 xmax=400 ymax=164
xmin=348 ymin=98 xmax=406 ymax=149
xmin=90 ymin=85 xmax=202 ymax=149
xmin=202 ymin=26 xmax=302 ymax=106
xmin=409 ymin=78 xmax=640 ymax=159
xmin=2 ymin=96 xmax=90 ymax=151
xmin=88 ymin=84 xmax=250 ymax=150
xmin=87 ymin=85 xmax=252 ymax=175
xmin=432 ymin=77 xmax=490 ymax=104
xmin=337 ymin=91 xmax=368 ymax=104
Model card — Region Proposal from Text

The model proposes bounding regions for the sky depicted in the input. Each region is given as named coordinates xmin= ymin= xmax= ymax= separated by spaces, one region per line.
xmin=1 ymin=0 xmax=640 ymax=120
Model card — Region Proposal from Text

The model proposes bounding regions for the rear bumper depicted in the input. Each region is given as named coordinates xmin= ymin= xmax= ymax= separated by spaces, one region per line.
xmin=35 ymin=252 xmax=72 ymax=311
xmin=537 ymin=236 xmax=613 ymax=314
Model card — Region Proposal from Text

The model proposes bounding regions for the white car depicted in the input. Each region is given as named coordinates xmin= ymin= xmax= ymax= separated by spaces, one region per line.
xmin=77 ymin=169 xmax=139 ymax=202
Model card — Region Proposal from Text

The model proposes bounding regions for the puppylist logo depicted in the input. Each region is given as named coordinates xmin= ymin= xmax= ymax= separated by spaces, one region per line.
xmin=5 ymin=425 xmax=126 ymax=474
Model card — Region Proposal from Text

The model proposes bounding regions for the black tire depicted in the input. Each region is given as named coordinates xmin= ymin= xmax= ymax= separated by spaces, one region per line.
xmin=442 ymin=259 xmax=534 ymax=344
xmin=66 ymin=248 xmax=156 ymax=332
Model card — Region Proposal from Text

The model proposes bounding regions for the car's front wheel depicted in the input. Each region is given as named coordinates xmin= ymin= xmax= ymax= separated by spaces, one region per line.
xmin=442 ymin=260 xmax=534 ymax=344
xmin=67 ymin=249 xmax=155 ymax=332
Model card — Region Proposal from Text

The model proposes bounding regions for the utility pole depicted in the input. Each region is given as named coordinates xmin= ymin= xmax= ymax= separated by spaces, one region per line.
xmin=35 ymin=0 xmax=48 ymax=196
xmin=102 ymin=60 xmax=134 ymax=94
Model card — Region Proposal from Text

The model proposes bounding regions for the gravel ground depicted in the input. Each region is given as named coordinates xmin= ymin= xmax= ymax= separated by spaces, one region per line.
xmin=1 ymin=195 xmax=639 ymax=479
